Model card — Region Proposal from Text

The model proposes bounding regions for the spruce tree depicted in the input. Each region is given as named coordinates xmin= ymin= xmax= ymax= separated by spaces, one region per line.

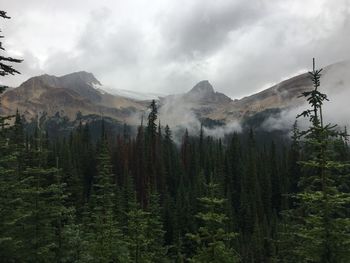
xmin=15 ymin=127 xmax=73 ymax=262
xmin=85 ymin=137 xmax=128 ymax=262
xmin=186 ymin=178 xmax=240 ymax=263
xmin=0 ymin=116 xmax=25 ymax=261
xmin=0 ymin=11 xmax=23 ymax=260
xmin=0 ymin=10 xmax=22 ymax=90
xmin=125 ymin=191 xmax=168 ymax=263
xmin=239 ymin=129 xmax=264 ymax=261
xmin=279 ymin=59 xmax=350 ymax=262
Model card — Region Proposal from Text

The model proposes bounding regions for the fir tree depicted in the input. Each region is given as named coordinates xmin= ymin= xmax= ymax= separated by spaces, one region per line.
xmin=85 ymin=137 xmax=128 ymax=262
xmin=187 ymin=178 xmax=240 ymax=263
xmin=0 ymin=10 xmax=22 ymax=91
xmin=279 ymin=59 xmax=350 ymax=262
xmin=125 ymin=191 xmax=168 ymax=262
xmin=17 ymin=127 xmax=72 ymax=262
xmin=147 ymin=100 xmax=158 ymax=140
xmin=0 ymin=120 xmax=25 ymax=260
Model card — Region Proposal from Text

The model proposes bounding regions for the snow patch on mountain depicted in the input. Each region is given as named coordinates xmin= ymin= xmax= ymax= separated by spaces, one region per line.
xmin=102 ymin=87 xmax=163 ymax=101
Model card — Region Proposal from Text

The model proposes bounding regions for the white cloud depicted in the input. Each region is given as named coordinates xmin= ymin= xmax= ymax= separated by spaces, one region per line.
xmin=1 ymin=0 xmax=349 ymax=98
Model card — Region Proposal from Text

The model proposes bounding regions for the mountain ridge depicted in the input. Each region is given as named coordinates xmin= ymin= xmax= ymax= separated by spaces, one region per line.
xmin=1 ymin=60 xmax=349 ymax=129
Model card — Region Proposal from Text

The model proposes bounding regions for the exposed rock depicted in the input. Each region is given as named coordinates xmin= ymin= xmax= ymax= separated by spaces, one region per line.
xmin=0 ymin=72 xmax=147 ymax=124
xmin=1 ymin=60 xmax=348 ymax=128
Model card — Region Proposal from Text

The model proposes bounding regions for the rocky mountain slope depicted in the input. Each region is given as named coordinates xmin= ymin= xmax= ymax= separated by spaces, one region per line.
xmin=214 ymin=60 xmax=350 ymax=124
xmin=207 ymin=72 xmax=313 ymax=123
xmin=0 ymin=71 xmax=147 ymax=124
xmin=1 ymin=60 xmax=348 ymax=128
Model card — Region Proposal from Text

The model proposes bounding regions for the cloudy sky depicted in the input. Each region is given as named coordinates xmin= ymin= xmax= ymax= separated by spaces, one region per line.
xmin=1 ymin=0 xmax=349 ymax=98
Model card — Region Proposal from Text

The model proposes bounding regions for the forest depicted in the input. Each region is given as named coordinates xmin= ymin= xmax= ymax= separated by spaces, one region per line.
xmin=1 ymin=10 xmax=350 ymax=263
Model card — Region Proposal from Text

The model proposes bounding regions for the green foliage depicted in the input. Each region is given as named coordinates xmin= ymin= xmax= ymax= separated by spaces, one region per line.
xmin=84 ymin=138 xmax=129 ymax=262
xmin=1 ymin=101 xmax=348 ymax=262
xmin=0 ymin=10 xmax=22 ymax=81
xmin=125 ymin=192 xmax=168 ymax=263
xmin=187 ymin=179 xmax=240 ymax=263
xmin=147 ymin=99 xmax=158 ymax=140
xmin=278 ymin=59 xmax=350 ymax=262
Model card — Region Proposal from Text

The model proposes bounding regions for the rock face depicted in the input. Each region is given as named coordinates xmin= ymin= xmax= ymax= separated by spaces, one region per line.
xmin=1 ymin=60 xmax=348 ymax=128
xmin=187 ymin=80 xmax=214 ymax=97
xmin=0 ymin=72 xmax=147 ymax=124
xmin=157 ymin=73 xmax=311 ymax=125
xmin=207 ymin=72 xmax=313 ymax=122
xmin=208 ymin=60 xmax=350 ymax=123
xmin=158 ymin=80 xmax=233 ymax=125
xmin=186 ymin=80 xmax=232 ymax=104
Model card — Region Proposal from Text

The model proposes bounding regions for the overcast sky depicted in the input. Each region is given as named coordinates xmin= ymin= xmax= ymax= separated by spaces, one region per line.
xmin=1 ymin=0 xmax=349 ymax=98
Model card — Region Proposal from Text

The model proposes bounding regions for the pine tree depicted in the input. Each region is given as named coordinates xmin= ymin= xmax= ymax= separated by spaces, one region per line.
xmin=146 ymin=192 xmax=168 ymax=261
xmin=85 ymin=137 xmax=128 ymax=262
xmin=187 ymin=178 xmax=240 ymax=263
xmin=0 ymin=116 xmax=25 ymax=260
xmin=279 ymin=59 xmax=350 ymax=262
xmin=0 ymin=11 xmax=24 ymax=260
xmin=239 ymin=129 xmax=264 ymax=261
xmin=135 ymin=116 xmax=147 ymax=206
xmin=13 ymin=127 xmax=73 ymax=262
xmin=125 ymin=191 xmax=168 ymax=262
xmin=0 ymin=10 xmax=22 ymax=91
xmin=147 ymin=100 xmax=158 ymax=140
xmin=145 ymin=100 xmax=159 ymax=199
xmin=288 ymin=121 xmax=302 ymax=195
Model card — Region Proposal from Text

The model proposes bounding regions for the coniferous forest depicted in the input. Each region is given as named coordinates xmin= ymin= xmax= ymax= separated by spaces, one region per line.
xmin=1 ymin=10 xmax=350 ymax=263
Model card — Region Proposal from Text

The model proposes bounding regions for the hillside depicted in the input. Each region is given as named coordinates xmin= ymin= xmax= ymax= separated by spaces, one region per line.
xmin=0 ymin=71 xmax=147 ymax=124
xmin=1 ymin=60 xmax=349 ymax=129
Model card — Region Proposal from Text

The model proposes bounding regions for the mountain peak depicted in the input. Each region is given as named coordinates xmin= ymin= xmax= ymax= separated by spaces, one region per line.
xmin=59 ymin=71 xmax=101 ymax=86
xmin=183 ymin=80 xmax=232 ymax=105
xmin=188 ymin=80 xmax=215 ymax=95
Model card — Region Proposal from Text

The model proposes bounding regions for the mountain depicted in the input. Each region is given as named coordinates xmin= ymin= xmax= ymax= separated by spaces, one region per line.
xmin=103 ymin=87 xmax=163 ymax=100
xmin=157 ymin=80 xmax=233 ymax=126
xmin=0 ymin=71 xmax=147 ymax=124
xmin=201 ymin=60 xmax=350 ymax=124
xmin=186 ymin=80 xmax=232 ymax=104
xmin=1 ymin=60 xmax=348 ymax=130
xmin=204 ymin=72 xmax=313 ymax=123
xmin=156 ymin=74 xmax=312 ymax=126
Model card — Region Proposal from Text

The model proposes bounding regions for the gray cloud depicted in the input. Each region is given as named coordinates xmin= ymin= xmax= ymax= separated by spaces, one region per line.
xmin=1 ymin=0 xmax=350 ymax=99
xmin=160 ymin=0 xmax=266 ymax=59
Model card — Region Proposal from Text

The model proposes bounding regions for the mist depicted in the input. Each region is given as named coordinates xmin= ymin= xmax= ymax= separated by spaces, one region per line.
xmin=262 ymin=61 xmax=350 ymax=134
xmin=123 ymin=60 xmax=350 ymax=143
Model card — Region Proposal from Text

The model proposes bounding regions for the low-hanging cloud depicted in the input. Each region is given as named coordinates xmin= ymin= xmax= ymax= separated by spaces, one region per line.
xmin=261 ymin=61 xmax=350 ymax=133
xmin=156 ymin=92 xmax=242 ymax=141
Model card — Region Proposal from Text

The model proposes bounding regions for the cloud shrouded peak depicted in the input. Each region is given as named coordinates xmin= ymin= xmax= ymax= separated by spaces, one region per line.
xmin=188 ymin=80 xmax=214 ymax=95
xmin=59 ymin=71 xmax=102 ymax=86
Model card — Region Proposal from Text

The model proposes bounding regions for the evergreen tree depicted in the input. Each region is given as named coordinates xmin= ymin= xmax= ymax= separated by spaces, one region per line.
xmin=288 ymin=121 xmax=302 ymax=195
xmin=279 ymin=59 xmax=350 ymax=262
xmin=187 ymin=178 xmax=240 ymax=263
xmin=239 ymin=129 xmax=264 ymax=262
xmin=0 ymin=115 xmax=25 ymax=261
xmin=16 ymin=127 xmax=74 ymax=262
xmin=0 ymin=11 xmax=23 ymax=260
xmin=85 ymin=138 xmax=128 ymax=262
xmin=0 ymin=10 xmax=22 ymax=90
xmin=125 ymin=191 xmax=168 ymax=262
xmin=147 ymin=100 xmax=158 ymax=140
